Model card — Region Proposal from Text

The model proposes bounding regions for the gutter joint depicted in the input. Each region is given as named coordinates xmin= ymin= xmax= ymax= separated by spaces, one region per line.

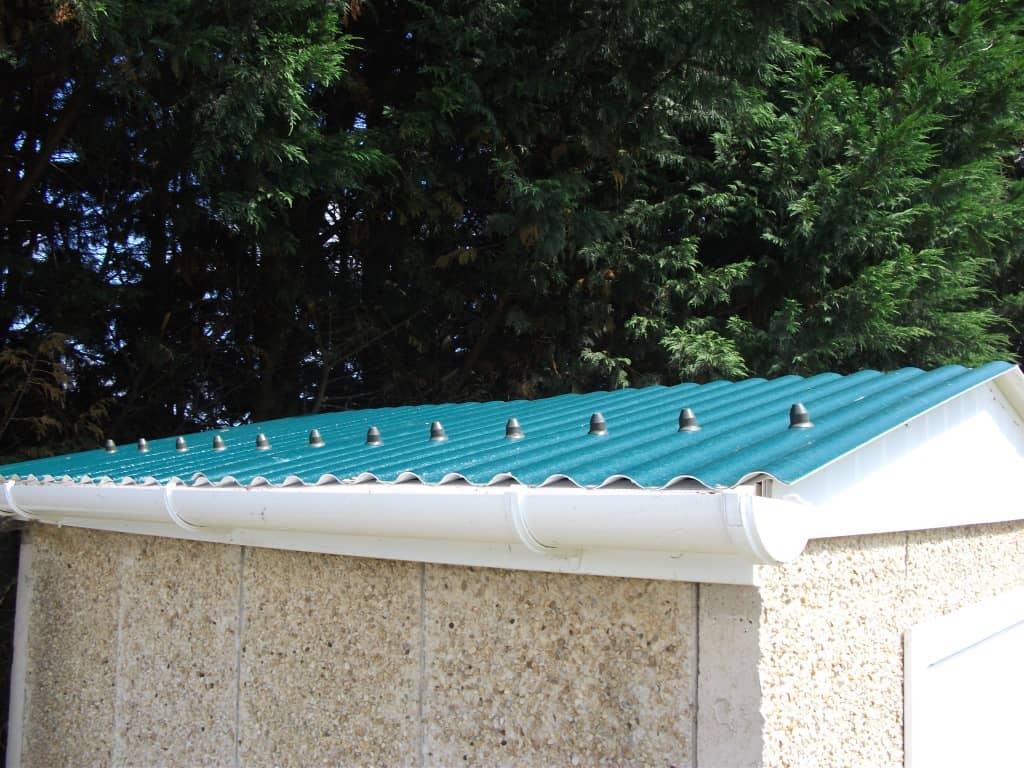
xmin=2 ymin=481 xmax=35 ymax=522
xmin=163 ymin=479 xmax=203 ymax=532
xmin=506 ymin=490 xmax=579 ymax=560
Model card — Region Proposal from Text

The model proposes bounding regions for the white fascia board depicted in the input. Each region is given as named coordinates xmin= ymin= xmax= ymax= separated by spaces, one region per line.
xmin=0 ymin=481 xmax=811 ymax=585
xmin=780 ymin=372 xmax=1024 ymax=539
xmin=993 ymin=365 xmax=1024 ymax=421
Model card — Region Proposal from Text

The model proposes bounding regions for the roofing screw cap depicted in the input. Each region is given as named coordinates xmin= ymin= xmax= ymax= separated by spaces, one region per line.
xmin=505 ymin=417 xmax=524 ymax=440
xmin=256 ymin=433 xmax=271 ymax=450
xmin=212 ymin=435 xmax=227 ymax=451
xmin=104 ymin=439 xmax=117 ymax=454
xmin=365 ymin=426 xmax=383 ymax=446
xmin=137 ymin=438 xmax=149 ymax=453
xmin=678 ymin=407 xmax=701 ymax=432
xmin=309 ymin=429 xmax=325 ymax=448
xmin=429 ymin=421 xmax=448 ymax=442
xmin=789 ymin=403 xmax=814 ymax=429
xmin=175 ymin=437 xmax=188 ymax=452
xmin=588 ymin=412 xmax=608 ymax=436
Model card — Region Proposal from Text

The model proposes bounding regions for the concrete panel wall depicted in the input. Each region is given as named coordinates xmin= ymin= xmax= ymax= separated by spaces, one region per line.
xmin=421 ymin=565 xmax=695 ymax=767
xmin=13 ymin=527 xmax=122 ymax=767
xmin=756 ymin=520 xmax=1024 ymax=768
xmin=10 ymin=528 xmax=242 ymax=768
xmin=14 ymin=520 xmax=1020 ymax=767
xmin=696 ymin=584 xmax=763 ymax=768
xmin=236 ymin=547 xmax=422 ymax=767
xmin=112 ymin=536 xmax=240 ymax=765
xmin=9 ymin=526 xmax=698 ymax=767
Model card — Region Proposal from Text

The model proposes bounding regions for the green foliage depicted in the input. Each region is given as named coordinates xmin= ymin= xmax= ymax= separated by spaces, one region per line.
xmin=661 ymin=322 xmax=750 ymax=382
xmin=0 ymin=333 xmax=108 ymax=461
xmin=707 ymin=1 xmax=1024 ymax=374
xmin=1 ymin=0 xmax=1021 ymax=459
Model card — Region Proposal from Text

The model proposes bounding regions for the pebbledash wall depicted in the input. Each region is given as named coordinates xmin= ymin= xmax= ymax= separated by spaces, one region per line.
xmin=10 ymin=519 xmax=1024 ymax=768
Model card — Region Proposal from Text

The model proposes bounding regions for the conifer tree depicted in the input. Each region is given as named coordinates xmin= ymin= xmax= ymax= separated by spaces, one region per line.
xmin=1 ymin=0 xmax=1021 ymax=459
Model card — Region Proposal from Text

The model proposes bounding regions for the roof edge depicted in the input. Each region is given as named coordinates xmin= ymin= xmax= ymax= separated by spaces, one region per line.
xmin=0 ymin=481 xmax=810 ymax=585
xmin=993 ymin=364 xmax=1024 ymax=419
xmin=784 ymin=362 xmax=1020 ymax=487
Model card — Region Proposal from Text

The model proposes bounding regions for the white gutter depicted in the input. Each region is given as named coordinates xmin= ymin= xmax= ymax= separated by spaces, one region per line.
xmin=0 ymin=481 xmax=810 ymax=585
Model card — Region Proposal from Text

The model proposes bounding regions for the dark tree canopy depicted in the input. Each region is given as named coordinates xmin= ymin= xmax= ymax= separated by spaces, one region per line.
xmin=1 ymin=0 xmax=1022 ymax=460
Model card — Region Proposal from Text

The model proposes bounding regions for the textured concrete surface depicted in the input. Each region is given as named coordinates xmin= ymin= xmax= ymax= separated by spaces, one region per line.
xmin=905 ymin=521 xmax=1024 ymax=620
xmin=757 ymin=520 xmax=1024 ymax=768
xmin=421 ymin=565 xmax=696 ymax=767
xmin=12 ymin=519 xmax=1022 ymax=768
xmin=237 ymin=547 xmax=422 ymax=767
xmin=757 ymin=533 xmax=908 ymax=768
xmin=112 ymin=536 xmax=240 ymax=766
xmin=697 ymin=585 xmax=762 ymax=768
xmin=17 ymin=526 xmax=122 ymax=768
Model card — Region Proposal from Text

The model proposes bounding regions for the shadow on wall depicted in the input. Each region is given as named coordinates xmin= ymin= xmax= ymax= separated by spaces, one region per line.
xmin=0 ymin=525 xmax=20 ymax=765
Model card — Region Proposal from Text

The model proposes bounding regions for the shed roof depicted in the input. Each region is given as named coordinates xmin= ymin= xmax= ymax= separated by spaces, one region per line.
xmin=0 ymin=361 xmax=1015 ymax=490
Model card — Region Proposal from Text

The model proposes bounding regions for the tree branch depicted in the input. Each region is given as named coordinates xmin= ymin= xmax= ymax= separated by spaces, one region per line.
xmin=1 ymin=80 xmax=91 ymax=227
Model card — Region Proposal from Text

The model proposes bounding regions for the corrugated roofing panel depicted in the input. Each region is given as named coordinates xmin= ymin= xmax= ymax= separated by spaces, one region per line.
xmin=0 ymin=361 xmax=1015 ymax=489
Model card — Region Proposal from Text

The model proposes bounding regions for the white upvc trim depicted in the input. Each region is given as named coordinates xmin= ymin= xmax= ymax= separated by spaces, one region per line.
xmin=779 ymin=374 xmax=1024 ymax=540
xmin=0 ymin=482 xmax=811 ymax=585
xmin=904 ymin=588 xmax=1024 ymax=768
xmin=993 ymin=365 xmax=1024 ymax=421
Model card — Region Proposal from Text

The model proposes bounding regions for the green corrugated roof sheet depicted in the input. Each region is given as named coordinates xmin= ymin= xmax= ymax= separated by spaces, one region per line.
xmin=0 ymin=361 xmax=1015 ymax=489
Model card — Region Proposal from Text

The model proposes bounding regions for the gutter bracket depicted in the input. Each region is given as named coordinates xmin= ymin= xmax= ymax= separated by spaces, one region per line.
xmin=163 ymin=479 xmax=202 ymax=532
xmin=2 ymin=481 xmax=35 ymax=522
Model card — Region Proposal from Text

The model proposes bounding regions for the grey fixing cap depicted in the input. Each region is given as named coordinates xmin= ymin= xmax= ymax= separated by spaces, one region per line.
xmin=678 ymin=407 xmax=701 ymax=432
xmin=212 ymin=435 xmax=227 ymax=451
xmin=588 ymin=412 xmax=608 ymax=436
xmin=365 ymin=426 xmax=383 ymax=446
xmin=789 ymin=402 xmax=814 ymax=429
xmin=429 ymin=421 xmax=448 ymax=442
xmin=505 ymin=417 xmax=524 ymax=439
xmin=256 ymin=432 xmax=272 ymax=450
xmin=104 ymin=439 xmax=117 ymax=454
xmin=309 ymin=429 xmax=325 ymax=448
xmin=137 ymin=438 xmax=149 ymax=453
xmin=175 ymin=437 xmax=188 ymax=452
